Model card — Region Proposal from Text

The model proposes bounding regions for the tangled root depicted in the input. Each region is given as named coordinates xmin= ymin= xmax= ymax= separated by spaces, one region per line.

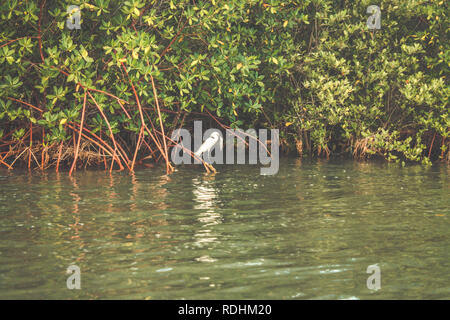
xmin=353 ymin=136 xmax=377 ymax=159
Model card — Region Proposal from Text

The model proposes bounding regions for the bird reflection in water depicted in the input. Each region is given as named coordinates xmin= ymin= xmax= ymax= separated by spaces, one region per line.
xmin=192 ymin=176 xmax=222 ymax=263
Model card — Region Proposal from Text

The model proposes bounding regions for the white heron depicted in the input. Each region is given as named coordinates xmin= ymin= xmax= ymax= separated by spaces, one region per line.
xmin=194 ymin=132 xmax=223 ymax=157
xmin=194 ymin=132 xmax=223 ymax=173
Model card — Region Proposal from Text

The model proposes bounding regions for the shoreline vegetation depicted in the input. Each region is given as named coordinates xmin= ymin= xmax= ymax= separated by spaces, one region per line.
xmin=0 ymin=1 xmax=448 ymax=174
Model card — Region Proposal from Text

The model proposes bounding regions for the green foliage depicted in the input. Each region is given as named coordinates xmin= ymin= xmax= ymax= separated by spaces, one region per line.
xmin=283 ymin=0 xmax=449 ymax=163
xmin=0 ymin=0 xmax=448 ymax=168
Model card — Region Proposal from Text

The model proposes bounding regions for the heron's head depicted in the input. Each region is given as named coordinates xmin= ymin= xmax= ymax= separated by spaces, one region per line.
xmin=210 ymin=132 xmax=223 ymax=150
xmin=211 ymin=132 xmax=220 ymax=141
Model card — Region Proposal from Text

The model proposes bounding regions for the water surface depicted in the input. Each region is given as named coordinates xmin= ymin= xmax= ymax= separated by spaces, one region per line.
xmin=0 ymin=159 xmax=448 ymax=299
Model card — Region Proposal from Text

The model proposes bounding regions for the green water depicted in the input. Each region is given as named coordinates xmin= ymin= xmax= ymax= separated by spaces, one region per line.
xmin=0 ymin=159 xmax=448 ymax=299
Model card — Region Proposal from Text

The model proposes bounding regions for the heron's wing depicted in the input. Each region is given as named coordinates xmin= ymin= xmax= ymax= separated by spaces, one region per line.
xmin=194 ymin=136 xmax=216 ymax=156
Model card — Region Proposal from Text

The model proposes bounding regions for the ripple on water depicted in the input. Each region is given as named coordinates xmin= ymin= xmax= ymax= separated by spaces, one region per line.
xmin=0 ymin=159 xmax=448 ymax=299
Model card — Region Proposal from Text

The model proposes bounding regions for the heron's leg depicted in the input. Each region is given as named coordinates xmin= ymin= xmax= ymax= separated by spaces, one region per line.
xmin=201 ymin=161 xmax=216 ymax=174
xmin=207 ymin=163 xmax=217 ymax=174
xmin=202 ymin=161 xmax=211 ymax=174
